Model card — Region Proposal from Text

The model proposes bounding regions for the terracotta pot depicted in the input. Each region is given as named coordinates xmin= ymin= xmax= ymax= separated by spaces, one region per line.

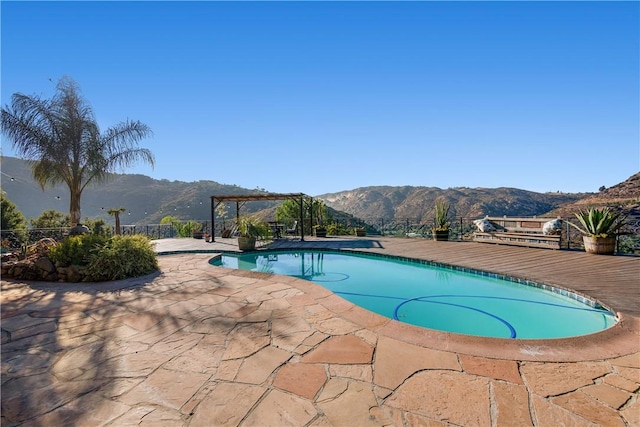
xmin=583 ymin=236 xmax=616 ymax=255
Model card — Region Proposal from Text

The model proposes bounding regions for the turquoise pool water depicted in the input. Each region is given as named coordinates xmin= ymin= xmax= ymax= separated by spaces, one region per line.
xmin=210 ymin=250 xmax=617 ymax=339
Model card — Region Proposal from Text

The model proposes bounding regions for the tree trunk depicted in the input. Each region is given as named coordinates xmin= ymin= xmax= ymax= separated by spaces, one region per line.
xmin=69 ymin=189 xmax=82 ymax=226
xmin=114 ymin=213 xmax=121 ymax=235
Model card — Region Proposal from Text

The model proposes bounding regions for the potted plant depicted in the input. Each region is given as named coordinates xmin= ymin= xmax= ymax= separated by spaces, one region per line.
xmin=237 ymin=215 xmax=270 ymax=251
xmin=354 ymin=226 xmax=366 ymax=237
xmin=312 ymin=199 xmax=327 ymax=237
xmin=568 ymin=207 xmax=627 ymax=255
xmin=432 ymin=199 xmax=450 ymax=241
xmin=313 ymin=225 xmax=327 ymax=238
xmin=190 ymin=222 xmax=204 ymax=239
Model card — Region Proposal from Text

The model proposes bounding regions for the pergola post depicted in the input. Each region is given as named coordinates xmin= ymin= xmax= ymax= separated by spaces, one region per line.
xmin=309 ymin=196 xmax=314 ymax=238
xmin=211 ymin=197 xmax=216 ymax=242
xmin=299 ymin=195 xmax=305 ymax=241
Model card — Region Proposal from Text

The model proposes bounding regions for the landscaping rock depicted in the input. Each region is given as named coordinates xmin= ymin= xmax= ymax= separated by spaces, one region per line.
xmin=34 ymin=257 xmax=56 ymax=274
xmin=65 ymin=265 xmax=85 ymax=283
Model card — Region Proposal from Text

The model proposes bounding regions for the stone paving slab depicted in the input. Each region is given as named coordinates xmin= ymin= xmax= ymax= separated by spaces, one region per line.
xmin=1 ymin=241 xmax=639 ymax=426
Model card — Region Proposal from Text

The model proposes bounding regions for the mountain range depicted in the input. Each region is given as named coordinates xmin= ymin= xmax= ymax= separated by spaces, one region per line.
xmin=1 ymin=156 xmax=638 ymax=225
xmin=321 ymin=172 xmax=640 ymax=221
xmin=321 ymin=186 xmax=586 ymax=221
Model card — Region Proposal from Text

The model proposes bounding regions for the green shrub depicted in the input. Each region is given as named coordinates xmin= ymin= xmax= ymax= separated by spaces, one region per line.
xmin=85 ymin=235 xmax=158 ymax=281
xmin=618 ymin=234 xmax=640 ymax=255
xmin=159 ymin=215 xmax=201 ymax=237
xmin=1 ymin=193 xmax=27 ymax=231
xmin=326 ymin=222 xmax=350 ymax=236
xmin=49 ymin=234 xmax=108 ymax=266
xmin=182 ymin=220 xmax=202 ymax=237
xmin=30 ymin=210 xmax=70 ymax=228
xmin=83 ymin=218 xmax=111 ymax=237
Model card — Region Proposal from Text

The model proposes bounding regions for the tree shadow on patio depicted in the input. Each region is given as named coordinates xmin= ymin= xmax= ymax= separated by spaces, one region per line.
xmin=1 ymin=258 xmax=303 ymax=426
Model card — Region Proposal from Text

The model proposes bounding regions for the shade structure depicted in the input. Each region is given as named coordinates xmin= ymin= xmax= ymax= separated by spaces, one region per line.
xmin=210 ymin=193 xmax=312 ymax=242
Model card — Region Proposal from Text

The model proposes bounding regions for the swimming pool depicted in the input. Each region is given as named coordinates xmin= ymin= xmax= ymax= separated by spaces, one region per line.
xmin=210 ymin=250 xmax=617 ymax=339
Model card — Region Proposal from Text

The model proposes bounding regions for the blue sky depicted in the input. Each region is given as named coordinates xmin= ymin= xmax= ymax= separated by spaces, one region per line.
xmin=1 ymin=1 xmax=638 ymax=196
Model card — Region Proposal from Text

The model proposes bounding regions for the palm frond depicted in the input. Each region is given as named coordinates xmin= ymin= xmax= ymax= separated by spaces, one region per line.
xmin=99 ymin=120 xmax=154 ymax=171
xmin=1 ymin=76 xmax=153 ymax=225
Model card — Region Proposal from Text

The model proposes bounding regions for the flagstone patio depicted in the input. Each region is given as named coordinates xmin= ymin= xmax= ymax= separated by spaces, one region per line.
xmin=2 ymin=237 xmax=639 ymax=426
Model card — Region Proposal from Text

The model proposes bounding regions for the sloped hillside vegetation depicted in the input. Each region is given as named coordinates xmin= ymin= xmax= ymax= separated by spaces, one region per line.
xmin=545 ymin=172 xmax=640 ymax=218
xmin=321 ymin=186 xmax=588 ymax=221
xmin=0 ymin=156 xmax=279 ymax=225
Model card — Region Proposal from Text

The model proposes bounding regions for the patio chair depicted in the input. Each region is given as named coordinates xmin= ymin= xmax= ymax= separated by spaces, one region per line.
xmin=221 ymin=223 xmax=239 ymax=238
xmin=285 ymin=220 xmax=298 ymax=235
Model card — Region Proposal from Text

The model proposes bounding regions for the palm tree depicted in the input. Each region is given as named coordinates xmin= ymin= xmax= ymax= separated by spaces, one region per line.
xmin=108 ymin=207 xmax=126 ymax=235
xmin=1 ymin=76 xmax=154 ymax=225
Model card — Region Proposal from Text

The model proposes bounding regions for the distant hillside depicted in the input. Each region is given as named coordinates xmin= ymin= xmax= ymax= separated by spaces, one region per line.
xmin=3 ymin=156 xmax=636 ymax=226
xmin=319 ymin=186 xmax=589 ymax=221
xmin=544 ymin=172 xmax=640 ymax=218
xmin=0 ymin=156 xmax=280 ymax=225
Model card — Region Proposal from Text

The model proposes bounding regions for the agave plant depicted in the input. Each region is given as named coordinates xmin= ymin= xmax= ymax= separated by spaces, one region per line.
xmin=433 ymin=199 xmax=451 ymax=231
xmin=569 ymin=207 xmax=627 ymax=238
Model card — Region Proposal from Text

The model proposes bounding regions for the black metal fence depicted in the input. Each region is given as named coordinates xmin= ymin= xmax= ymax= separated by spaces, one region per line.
xmin=341 ymin=215 xmax=640 ymax=254
xmin=2 ymin=215 xmax=639 ymax=255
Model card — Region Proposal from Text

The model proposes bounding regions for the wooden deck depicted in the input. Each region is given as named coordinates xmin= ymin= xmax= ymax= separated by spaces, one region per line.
xmin=266 ymin=237 xmax=640 ymax=317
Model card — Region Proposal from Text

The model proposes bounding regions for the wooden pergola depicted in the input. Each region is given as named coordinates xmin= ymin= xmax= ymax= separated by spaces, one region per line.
xmin=210 ymin=193 xmax=313 ymax=242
